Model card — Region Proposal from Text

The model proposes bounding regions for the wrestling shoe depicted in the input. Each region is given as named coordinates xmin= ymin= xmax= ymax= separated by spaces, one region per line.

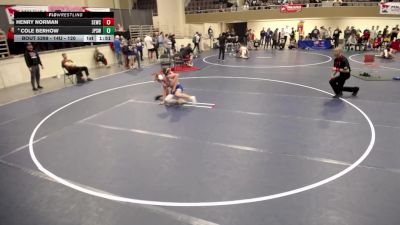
xmin=190 ymin=96 xmax=197 ymax=104
xmin=352 ymin=87 xmax=359 ymax=96
xmin=332 ymin=93 xmax=343 ymax=98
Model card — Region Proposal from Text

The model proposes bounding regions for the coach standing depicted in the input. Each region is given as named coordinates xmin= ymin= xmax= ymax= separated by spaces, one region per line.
xmin=24 ymin=43 xmax=43 ymax=91
xmin=329 ymin=48 xmax=359 ymax=98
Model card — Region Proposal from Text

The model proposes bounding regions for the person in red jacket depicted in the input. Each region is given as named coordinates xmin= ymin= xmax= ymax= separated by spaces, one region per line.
xmin=373 ymin=34 xmax=383 ymax=50
xmin=6 ymin=26 xmax=15 ymax=54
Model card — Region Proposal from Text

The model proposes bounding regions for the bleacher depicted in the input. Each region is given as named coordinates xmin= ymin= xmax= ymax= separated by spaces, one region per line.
xmin=185 ymin=0 xmax=380 ymax=13
xmin=185 ymin=0 xmax=237 ymax=11
xmin=137 ymin=0 xmax=158 ymax=15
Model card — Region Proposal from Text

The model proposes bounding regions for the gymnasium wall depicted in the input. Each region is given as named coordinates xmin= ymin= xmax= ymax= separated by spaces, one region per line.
xmin=0 ymin=0 xmax=124 ymax=8
xmin=0 ymin=45 xmax=116 ymax=88
xmin=247 ymin=17 xmax=400 ymax=39
xmin=186 ymin=6 xmax=399 ymax=23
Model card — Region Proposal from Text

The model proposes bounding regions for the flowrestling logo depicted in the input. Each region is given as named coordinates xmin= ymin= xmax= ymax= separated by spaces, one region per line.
xmin=380 ymin=2 xmax=400 ymax=14
xmin=280 ymin=4 xmax=302 ymax=13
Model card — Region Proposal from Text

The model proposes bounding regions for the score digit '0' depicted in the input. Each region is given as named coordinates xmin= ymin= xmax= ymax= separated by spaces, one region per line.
xmin=102 ymin=18 xmax=114 ymax=26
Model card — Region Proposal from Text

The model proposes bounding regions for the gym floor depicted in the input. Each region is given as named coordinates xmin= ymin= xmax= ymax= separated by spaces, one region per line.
xmin=0 ymin=49 xmax=399 ymax=225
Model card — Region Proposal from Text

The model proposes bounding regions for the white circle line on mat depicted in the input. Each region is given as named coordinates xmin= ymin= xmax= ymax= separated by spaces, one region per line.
xmin=29 ymin=76 xmax=375 ymax=207
xmin=202 ymin=52 xmax=332 ymax=68
xmin=349 ymin=53 xmax=400 ymax=71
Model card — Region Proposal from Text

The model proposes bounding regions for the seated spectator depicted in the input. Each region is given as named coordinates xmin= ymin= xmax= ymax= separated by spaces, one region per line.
xmin=61 ymin=53 xmax=92 ymax=83
xmin=288 ymin=38 xmax=297 ymax=50
xmin=373 ymin=34 xmax=383 ymax=50
xmin=94 ymin=47 xmax=109 ymax=67
xmin=346 ymin=34 xmax=358 ymax=51
xmin=180 ymin=44 xmax=194 ymax=66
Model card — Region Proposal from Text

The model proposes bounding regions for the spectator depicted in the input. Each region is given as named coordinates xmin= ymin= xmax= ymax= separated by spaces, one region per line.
xmin=260 ymin=28 xmax=266 ymax=46
xmin=320 ymin=26 xmax=328 ymax=39
xmin=311 ymin=26 xmax=320 ymax=40
xmin=116 ymin=24 xmax=124 ymax=32
xmin=362 ymin=28 xmax=371 ymax=49
xmin=327 ymin=27 xmax=333 ymax=39
xmin=153 ymin=33 xmax=159 ymax=60
xmin=288 ymin=37 xmax=297 ymax=50
xmin=192 ymin=32 xmax=201 ymax=55
xmin=24 ymin=43 xmax=43 ymax=91
xmin=127 ymin=40 xmax=138 ymax=69
xmin=264 ymin=28 xmax=272 ymax=49
xmin=164 ymin=34 xmax=172 ymax=57
xmin=284 ymin=26 xmax=290 ymax=45
xmin=391 ymin=25 xmax=399 ymax=41
xmin=61 ymin=53 xmax=92 ymax=84
xmin=382 ymin=25 xmax=389 ymax=38
xmin=170 ymin=34 xmax=176 ymax=53
xmin=208 ymin=26 xmax=214 ymax=47
xmin=121 ymin=39 xmax=130 ymax=68
xmin=290 ymin=27 xmax=296 ymax=41
xmin=243 ymin=2 xmax=250 ymax=10
xmin=344 ymin=26 xmax=351 ymax=45
xmin=370 ymin=26 xmax=377 ymax=45
xmin=272 ymin=28 xmax=279 ymax=49
xmin=346 ymin=34 xmax=358 ymax=51
xmin=181 ymin=43 xmax=194 ymax=66
xmin=113 ymin=35 xmax=122 ymax=66
xmin=333 ymin=27 xmax=342 ymax=48
xmin=94 ymin=47 xmax=108 ymax=66
xmin=218 ymin=32 xmax=227 ymax=61
xmin=7 ymin=26 xmax=15 ymax=54
xmin=144 ymin=34 xmax=155 ymax=60
xmin=208 ymin=26 xmax=214 ymax=40
xmin=244 ymin=29 xmax=249 ymax=46
xmin=135 ymin=37 xmax=144 ymax=61
xmin=158 ymin=32 xmax=164 ymax=56
xmin=373 ymin=34 xmax=383 ymax=50
xmin=350 ymin=26 xmax=357 ymax=36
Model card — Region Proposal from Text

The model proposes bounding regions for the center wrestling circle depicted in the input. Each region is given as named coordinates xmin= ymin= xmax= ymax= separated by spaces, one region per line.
xmin=29 ymin=76 xmax=375 ymax=207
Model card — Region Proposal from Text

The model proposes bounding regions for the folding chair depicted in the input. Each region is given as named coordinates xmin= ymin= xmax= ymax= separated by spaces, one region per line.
xmin=173 ymin=53 xmax=184 ymax=69
xmin=62 ymin=65 xmax=76 ymax=85
xmin=159 ymin=53 xmax=171 ymax=69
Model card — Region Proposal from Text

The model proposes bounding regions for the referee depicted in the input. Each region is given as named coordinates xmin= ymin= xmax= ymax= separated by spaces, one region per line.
xmin=329 ymin=48 xmax=359 ymax=98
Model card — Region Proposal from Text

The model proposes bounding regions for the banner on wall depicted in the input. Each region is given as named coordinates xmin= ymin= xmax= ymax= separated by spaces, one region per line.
xmin=5 ymin=6 xmax=110 ymax=24
xmin=379 ymin=2 xmax=400 ymax=15
xmin=280 ymin=4 xmax=302 ymax=13
xmin=5 ymin=6 xmax=48 ymax=24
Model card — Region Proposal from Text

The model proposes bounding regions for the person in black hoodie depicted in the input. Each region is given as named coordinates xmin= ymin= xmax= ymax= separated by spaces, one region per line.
xmin=24 ymin=43 xmax=43 ymax=91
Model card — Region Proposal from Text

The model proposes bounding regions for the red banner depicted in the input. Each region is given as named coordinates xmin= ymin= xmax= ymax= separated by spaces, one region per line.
xmin=5 ymin=5 xmax=110 ymax=24
xmin=280 ymin=4 xmax=302 ymax=13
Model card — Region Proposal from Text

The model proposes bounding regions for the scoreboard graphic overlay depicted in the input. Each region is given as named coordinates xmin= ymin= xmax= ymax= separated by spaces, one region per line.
xmin=14 ymin=12 xmax=114 ymax=42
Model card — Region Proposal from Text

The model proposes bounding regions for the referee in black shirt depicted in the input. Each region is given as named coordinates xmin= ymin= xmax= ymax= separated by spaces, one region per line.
xmin=329 ymin=48 xmax=359 ymax=98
